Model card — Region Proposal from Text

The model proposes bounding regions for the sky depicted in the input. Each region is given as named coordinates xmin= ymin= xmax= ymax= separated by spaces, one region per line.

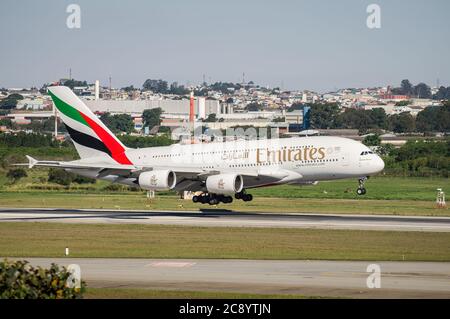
xmin=1 ymin=0 xmax=449 ymax=92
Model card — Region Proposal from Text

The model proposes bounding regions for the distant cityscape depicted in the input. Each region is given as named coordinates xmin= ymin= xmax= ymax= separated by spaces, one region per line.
xmin=0 ymin=77 xmax=449 ymax=144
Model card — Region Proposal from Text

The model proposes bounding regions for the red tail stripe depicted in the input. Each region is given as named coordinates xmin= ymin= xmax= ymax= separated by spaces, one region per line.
xmin=79 ymin=112 xmax=133 ymax=165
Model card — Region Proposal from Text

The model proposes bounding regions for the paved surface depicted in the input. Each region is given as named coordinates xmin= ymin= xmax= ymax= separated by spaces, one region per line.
xmin=14 ymin=258 xmax=450 ymax=298
xmin=1 ymin=207 xmax=450 ymax=232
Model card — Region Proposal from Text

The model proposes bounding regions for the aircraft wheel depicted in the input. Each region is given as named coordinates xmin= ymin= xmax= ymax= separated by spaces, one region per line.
xmin=192 ymin=195 xmax=199 ymax=203
xmin=356 ymin=188 xmax=366 ymax=195
xmin=235 ymin=192 xmax=243 ymax=200
xmin=223 ymin=196 xmax=233 ymax=204
xmin=243 ymin=194 xmax=253 ymax=202
xmin=209 ymin=198 xmax=219 ymax=205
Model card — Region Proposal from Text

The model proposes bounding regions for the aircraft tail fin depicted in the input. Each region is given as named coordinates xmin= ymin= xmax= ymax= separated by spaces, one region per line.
xmin=47 ymin=86 xmax=133 ymax=165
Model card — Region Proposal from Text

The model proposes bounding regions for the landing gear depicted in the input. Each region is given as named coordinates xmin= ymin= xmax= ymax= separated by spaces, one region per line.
xmin=357 ymin=177 xmax=367 ymax=196
xmin=192 ymin=193 xmax=233 ymax=205
xmin=235 ymin=191 xmax=253 ymax=202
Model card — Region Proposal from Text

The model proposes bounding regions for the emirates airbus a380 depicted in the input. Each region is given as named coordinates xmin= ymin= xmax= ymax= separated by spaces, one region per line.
xmin=23 ymin=86 xmax=384 ymax=205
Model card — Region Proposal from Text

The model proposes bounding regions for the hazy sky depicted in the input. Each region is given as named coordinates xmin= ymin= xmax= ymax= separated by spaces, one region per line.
xmin=1 ymin=0 xmax=449 ymax=92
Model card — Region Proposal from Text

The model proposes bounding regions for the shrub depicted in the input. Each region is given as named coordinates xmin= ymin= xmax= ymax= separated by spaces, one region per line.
xmin=48 ymin=168 xmax=73 ymax=186
xmin=0 ymin=259 xmax=86 ymax=299
xmin=6 ymin=168 xmax=27 ymax=182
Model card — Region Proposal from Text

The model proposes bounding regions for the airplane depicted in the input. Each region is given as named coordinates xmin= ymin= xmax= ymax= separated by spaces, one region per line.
xmin=22 ymin=86 xmax=385 ymax=205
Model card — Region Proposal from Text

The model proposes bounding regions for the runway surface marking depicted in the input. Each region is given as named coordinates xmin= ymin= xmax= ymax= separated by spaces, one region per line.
xmin=1 ymin=207 xmax=450 ymax=232
xmin=148 ymin=262 xmax=197 ymax=268
xmin=8 ymin=257 xmax=450 ymax=298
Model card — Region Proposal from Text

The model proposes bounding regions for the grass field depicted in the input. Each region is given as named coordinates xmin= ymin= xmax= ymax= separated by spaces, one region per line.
xmin=1 ymin=175 xmax=448 ymax=216
xmin=1 ymin=222 xmax=449 ymax=261
xmin=1 ymin=173 xmax=448 ymax=201
xmin=84 ymin=288 xmax=321 ymax=299
xmin=0 ymin=191 xmax=448 ymax=216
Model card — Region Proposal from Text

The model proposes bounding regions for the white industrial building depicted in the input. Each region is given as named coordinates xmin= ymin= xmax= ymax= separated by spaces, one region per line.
xmin=83 ymin=98 xmax=220 ymax=118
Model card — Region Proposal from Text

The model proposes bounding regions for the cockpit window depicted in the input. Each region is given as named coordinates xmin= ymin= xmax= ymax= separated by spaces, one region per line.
xmin=360 ymin=151 xmax=375 ymax=155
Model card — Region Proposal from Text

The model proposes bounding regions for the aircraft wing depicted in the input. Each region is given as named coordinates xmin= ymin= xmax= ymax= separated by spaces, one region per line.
xmin=17 ymin=156 xmax=299 ymax=189
xmin=17 ymin=155 xmax=205 ymax=177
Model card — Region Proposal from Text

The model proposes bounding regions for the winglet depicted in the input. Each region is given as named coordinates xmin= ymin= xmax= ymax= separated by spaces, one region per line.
xmin=26 ymin=155 xmax=38 ymax=169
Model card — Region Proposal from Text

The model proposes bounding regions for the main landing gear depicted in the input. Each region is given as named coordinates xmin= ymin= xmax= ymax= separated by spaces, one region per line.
xmin=356 ymin=177 xmax=367 ymax=195
xmin=192 ymin=193 xmax=233 ymax=205
xmin=235 ymin=191 xmax=253 ymax=202
xmin=192 ymin=191 xmax=254 ymax=205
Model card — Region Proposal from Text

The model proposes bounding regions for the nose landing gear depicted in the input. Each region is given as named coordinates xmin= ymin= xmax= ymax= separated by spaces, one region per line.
xmin=357 ymin=177 xmax=367 ymax=195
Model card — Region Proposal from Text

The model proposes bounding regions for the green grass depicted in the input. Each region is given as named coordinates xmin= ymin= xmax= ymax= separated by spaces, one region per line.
xmin=84 ymin=288 xmax=322 ymax=299
xmin=0 ymin=191 xmax=448 ymax=216
xmin=251 ymin=176 xmax=450 ymax=201
xmin=1 ymin=222 xmax=449 ymax=261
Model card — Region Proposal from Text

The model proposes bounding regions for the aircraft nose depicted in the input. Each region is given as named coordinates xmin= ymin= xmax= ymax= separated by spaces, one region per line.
xmin=374 ymin=155 xmax=385 ymax=172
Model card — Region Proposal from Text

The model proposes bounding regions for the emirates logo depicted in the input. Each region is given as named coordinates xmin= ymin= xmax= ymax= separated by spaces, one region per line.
xmin=150 ymin=175 xmax=158 ymax=186
xmin=218 ymin=179 xmax=225 ymax=189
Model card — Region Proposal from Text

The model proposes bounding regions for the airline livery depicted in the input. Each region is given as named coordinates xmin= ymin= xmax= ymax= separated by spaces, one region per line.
xmin=23 ymin=86 xmax=385 ymax=205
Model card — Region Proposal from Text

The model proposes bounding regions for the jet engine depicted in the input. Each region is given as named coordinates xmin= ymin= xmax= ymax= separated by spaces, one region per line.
xmin=138 ymin=170 xmax=176 ymax=190
xmin=206 ymin=174 xmax=243 ymax=195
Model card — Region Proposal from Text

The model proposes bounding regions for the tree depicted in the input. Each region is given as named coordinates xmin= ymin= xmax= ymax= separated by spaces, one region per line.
xmin=0 ymin=93 xmax=24 ymax=109
xmin=416 ymin=102 xmax=450 ymax=132
xmin=310 ymin=103 xmax=340 ymax=129
xmin=0 ymin=259 xmax=86 ymax=299
xmin=48 ymin=168 xmax=73 ymax=186
xmin=61 ymin=79 xmax=88 ymax=89
xmin=245 ymin=102 xmax=263 ymax=112
xmin=387 ymin=112 xmax=415 ymax=133
xmin=142 ymin=79 xmax=168 ymax=93
xmin=6 ymin=168 xmax=27 ymax=182
xmin=413 ymin=83 xmax=431 ymax=99
xmin=287 ymin=102 xmax=304 ymax=112
xmin=400 ymin=79 xmax=413 ymax=96
xmin=362 ymin=134 xmax=381 ymax=146
xmin=204 ymin=113 xmax=217 ymax=122
xmin=100 ymin=113 xmax=134 ymax=133
xmin=369 ymin=108 xmax=387 ymax=129
xmin=142 ymin=108 xmax=162 ymax=129
xmin=433 ymin=86 xmax=450 ymax=100
xmin=169 ymin=82 xmax=189 ymax=95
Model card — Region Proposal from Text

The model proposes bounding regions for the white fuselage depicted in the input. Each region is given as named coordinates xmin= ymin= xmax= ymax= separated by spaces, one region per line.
xmin=120 ymin=136 xmax=384 ymax=189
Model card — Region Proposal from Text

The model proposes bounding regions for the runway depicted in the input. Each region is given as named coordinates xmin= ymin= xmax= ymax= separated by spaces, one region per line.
xmin=14 ymin=257 xmax=450 ymax=298
xmin=1 ymin=207 xmax=450 ymax=232
xmin=0 ymin=208 xmax=450 ymax=232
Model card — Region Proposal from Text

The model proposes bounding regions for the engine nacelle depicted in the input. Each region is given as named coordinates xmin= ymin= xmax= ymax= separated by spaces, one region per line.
xmin=206 ymin=174 xmax=243 ymax=195
xmin=138 ymin=170 xmax=176 ymax=190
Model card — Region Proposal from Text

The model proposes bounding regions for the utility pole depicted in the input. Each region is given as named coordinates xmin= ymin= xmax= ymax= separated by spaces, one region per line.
xmin=54 ymin=106 xmax=58 ymax=140
xmin=109 ymin=76 xmax=112 ymax=99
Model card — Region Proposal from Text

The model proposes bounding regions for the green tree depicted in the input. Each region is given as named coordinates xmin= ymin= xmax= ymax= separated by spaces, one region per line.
xmin=416 ymin=102 xmax=450 ymax=132
xmin=245 ymin=102 xmax=263 ymax=111
xmin=61 ymin=79 xmax=88 ymax=89
xmin=48 ymin=168 xmax=73 ymax=186
xmin=413 ymin=83 xmax=431 ymax=99
xmin=0 ymin=259 xmax=86 ymax=299
xmin=204 ymin=113 xmax=217 ymax=122
xmin=400 ymin=79 xmax=413 ymax=96
xmin=362 ymin=134 xmax=381 ymax=146
xmin=369 ymin=108 xmax=387 ymax=129
xmin=0 ymin=93 xmax=24 ymax=109
xmin=142 ymin=108 xmax=162 ymax=130
xmin=310 ymin=103 xmax=340 ymax=129
xmin=142 ymin=79 xmax=168 ymax=93
xmin=100 ymin=113 xmax=134 ymax=133
xmin=6 ymin=168 xmax=27 ymax=182
xmin=387 ymin=112 xmax=415 ymax=133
